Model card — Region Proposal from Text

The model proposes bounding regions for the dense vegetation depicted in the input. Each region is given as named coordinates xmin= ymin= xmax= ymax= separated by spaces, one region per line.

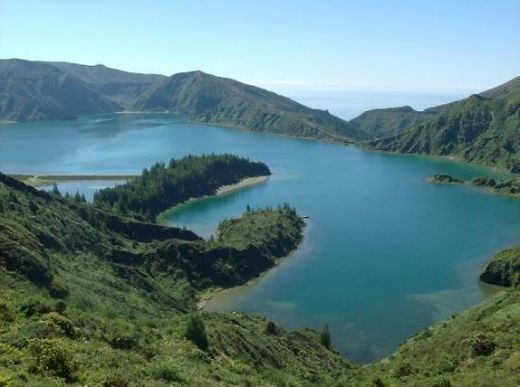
xmin=0 ymin=172 xmax=354 ymax=385
xmin=369 ymin=77 xmax=520 ymax=172
xmin=215 ymin=204 xmax=304 ymax=260
xmin=93 ymin=154 xmax=270 ymax=220
xmin=480 ymin=246 xmax=520 ymax=287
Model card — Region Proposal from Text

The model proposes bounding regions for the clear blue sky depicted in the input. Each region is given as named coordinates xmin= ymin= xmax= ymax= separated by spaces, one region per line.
xmin=1 ymin=0 xmax=518 ymax=94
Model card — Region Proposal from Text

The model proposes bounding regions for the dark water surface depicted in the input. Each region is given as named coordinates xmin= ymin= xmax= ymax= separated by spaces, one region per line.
xmin=1 ymin=114 xmax=518 ymax=362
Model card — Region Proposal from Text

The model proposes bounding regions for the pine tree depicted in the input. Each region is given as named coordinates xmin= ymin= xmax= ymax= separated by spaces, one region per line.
xmin=184 ymin=314 xmax=208 ymax=350
xmin=320 ymin=323 xmax=331 ymax=349
xmin=52 ymin=183 xmax=60 ymax=196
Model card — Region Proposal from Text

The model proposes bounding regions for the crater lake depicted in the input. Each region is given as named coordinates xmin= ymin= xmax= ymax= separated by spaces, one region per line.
xmin=1 ymin=113 xmax=518 ymax=362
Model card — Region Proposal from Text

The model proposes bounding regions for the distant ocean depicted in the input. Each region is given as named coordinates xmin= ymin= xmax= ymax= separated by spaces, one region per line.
xmin=273 ymin=89 xmax=467 ymax=120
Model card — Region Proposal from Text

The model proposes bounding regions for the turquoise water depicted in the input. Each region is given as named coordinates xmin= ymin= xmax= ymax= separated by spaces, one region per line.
xmin=39 ymin=180 xmax=125 ymax=202
xmin=1 ymin=114 xmax=518 ymax=362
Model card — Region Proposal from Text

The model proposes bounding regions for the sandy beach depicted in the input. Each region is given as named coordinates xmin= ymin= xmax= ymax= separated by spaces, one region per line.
xmin=216 ymin=175 xmax=269 ymax=195
xmin=157 ymin=175 xmax=269 ymax=224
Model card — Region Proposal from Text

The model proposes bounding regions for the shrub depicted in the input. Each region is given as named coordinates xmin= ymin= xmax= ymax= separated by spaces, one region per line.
xmin=48 ymin=281 xmax=69 ymax=299
xmin=148 ymin=360 xmax=183 ymax=382
xmin=470 ymin=333 xmax=496 ymax=357
xmin=265 ymin=321 xmax=278 ymax=335
xmin=0 ymin=303 xmax=14 ymax=322
xmin=0 ymin=342 xmax=23 ymax=366
xmin=28 ymin=338 xmax=77 ymax=380
xmin=105 ymin=322 xmax=140 ymax=350
xmin=102 ymin=377 xmax=129 ymax=387
xmin=108 ymin=333 xmax=139 ymax=350
xmin=185 ymin=314 xmax=209 ymax=351
xmin=504 ymin=351 xmax=520 ymax=372
xmin=12 ymin=320 xmax=61 ymax=348
xmin=372 ymin=377 xmax=386 ymax=387
xmin=54 ymin=300 xmax=67 ymax=313
xmin=435 ymin=353 xmax=458 ymax=373
xmin=0 ymin=371 xmax=9 ymax=386
xmin=42 ymin=312 xmax=76 ymax=338
xmin=392 ymin=363 xmax=413 ymax=378
xmin=431 ymin=376 xmax=453 ymax=387
xmin=19 ymin=298 xmax=51 ymax=317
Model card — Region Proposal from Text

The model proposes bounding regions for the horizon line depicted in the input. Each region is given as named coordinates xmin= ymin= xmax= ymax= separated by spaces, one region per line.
xmin=1 ymin=56 xmax=516 ymax=97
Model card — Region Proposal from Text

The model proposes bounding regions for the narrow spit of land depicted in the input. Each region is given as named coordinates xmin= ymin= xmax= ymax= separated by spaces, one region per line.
xmin=8 ymin=174 xmax=137 ymax=187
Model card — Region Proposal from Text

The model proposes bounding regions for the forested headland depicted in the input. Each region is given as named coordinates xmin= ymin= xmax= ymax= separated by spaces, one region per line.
xmin=93 ymin=154 xmax=270 ymax=220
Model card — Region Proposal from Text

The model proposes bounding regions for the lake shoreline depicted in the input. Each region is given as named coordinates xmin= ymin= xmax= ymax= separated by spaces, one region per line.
xmin=157 ymin=175 xmax=270 ymax=225
xmin=426 ymin=174 xmax=520 ymax=199
xmin=359 ymin=146 xmax=515 ymax=177
xmin=198 ymin=219 xmax=311 ymax=310
xmin=8 ymin=174 xmax=137 ymax=187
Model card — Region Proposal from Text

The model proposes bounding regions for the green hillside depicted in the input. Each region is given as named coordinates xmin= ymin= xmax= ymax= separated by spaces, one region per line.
xmin=349 ymin=106 xmax=435 ymax=139
xmin=368 ymin=77 xmax=520 ymax=172
xmin=0 ymin=60 xmax=367 ymax=142
xmin=480 ymin=246 xmax=520 ymax=287
xmin=132 ymin=70 xmax=368 ymax=141
xmin=44 ymin=61 xmax=166 ymax=108
xmin=0 ymin=171 xmax=355 ymax=385
xmin=351 ymin=285 xmax=520 ymax=386
xmin=1 ymin=163 xmax=519 ymax=385
xmin=0 ymin=59 xmax=119 ymax=121
xmin=1 ymin=59 xmax=518 ymax=171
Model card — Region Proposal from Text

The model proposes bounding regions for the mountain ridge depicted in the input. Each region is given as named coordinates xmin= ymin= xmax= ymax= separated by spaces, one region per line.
xmin=366 ymin=77 xmax=520 ymax=172
xmin=0 ymin=59 xmax=120 ymax=121
xmin=132 ymin=69 xmax=368 ymax=141
xmin=0 ymin=59 xmax=366 ymax=141
xmin=1 ymin=59 xmax=517 ymax=170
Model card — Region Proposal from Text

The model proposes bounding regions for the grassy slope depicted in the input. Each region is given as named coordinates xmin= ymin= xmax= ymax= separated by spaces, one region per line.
xmin=0 ymin=173 xmax=351 ymax=385
xmin=369 ymin=77 xmax=520 ymax=172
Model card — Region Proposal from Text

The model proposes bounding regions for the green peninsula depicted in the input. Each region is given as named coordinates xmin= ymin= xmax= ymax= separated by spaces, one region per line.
xmin=93 ymin=154 xmax=270 ymax=221
xmin=0 ymin=170 xmax=348 ymax=385
xmin=1 ymin=159 xmax=520 ymax=385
